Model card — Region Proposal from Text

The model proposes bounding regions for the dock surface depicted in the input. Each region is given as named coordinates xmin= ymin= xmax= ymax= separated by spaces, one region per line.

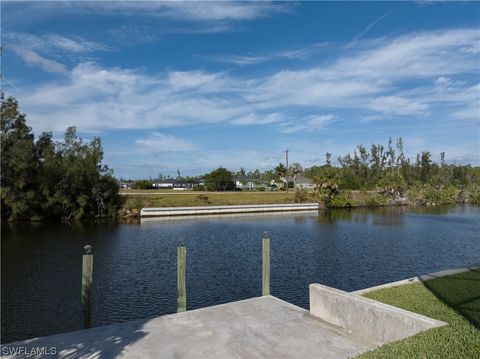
xmin=3 ymin=296 xmax=371 ymax=359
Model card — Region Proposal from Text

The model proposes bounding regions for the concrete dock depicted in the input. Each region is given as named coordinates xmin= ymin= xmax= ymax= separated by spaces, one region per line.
xmin=2 ymin=285 xmax=445 ymax=359
xmin=2 ymin=297 xmax=369 ymax=359
xmin=140 ymin=203 xmax=319 ymax=217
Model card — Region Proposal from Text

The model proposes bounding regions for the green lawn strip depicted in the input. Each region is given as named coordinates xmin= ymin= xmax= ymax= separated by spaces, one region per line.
xmin=123 ymin=192 xmax=299 ymax=209
xmin=358 ymin=269 xmax=480 ymax=358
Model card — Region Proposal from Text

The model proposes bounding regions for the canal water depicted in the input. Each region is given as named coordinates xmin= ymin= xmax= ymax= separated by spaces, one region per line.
xmin=2 ymin=205 xmax=479 ymax=343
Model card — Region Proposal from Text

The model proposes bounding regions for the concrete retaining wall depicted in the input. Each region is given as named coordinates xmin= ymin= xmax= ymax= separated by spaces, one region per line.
xmin=141 ymin=203 xmax=319 ymax=217
xmin=309 ymin=283 xmax=446 ymax=346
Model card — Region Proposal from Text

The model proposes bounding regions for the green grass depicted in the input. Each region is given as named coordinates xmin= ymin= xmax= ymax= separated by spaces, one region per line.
xmin=120 ymin=188 xmax=181 ymax=193
xmin=122 ymin=191 xmax=302 ymax=209
xmin=358 ymin=268 xmax=480 ymax=358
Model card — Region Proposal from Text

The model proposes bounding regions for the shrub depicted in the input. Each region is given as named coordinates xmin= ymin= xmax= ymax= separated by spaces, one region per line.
xmin=466 ymin=185 xmax=480 ymax=204
xmin=377 ymin=170 xmax=407 ymax=199
xmin=196 ymin=194 xmax=210 ymax=204
xmin=407 ymin=185 xmax=457 ymax=206
xmin=294 ymin=189 xmax=309 ymax=203
xmin=192 ymin=184 xmax=205 ymax=191
xmin=125 ymin=197 xmax=145 ymax=210
xmin=328 ymin=191 xmax=355 ymax=208
xmin=406 ymin=185 xmax=425 ymax=205
xmin=364 ymin=193 xmax=387 ymax=207
xmin=133 ymin=180 xmax=153 ymax=189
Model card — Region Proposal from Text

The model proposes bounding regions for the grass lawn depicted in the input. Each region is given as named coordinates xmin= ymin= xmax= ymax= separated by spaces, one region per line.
xmin=358 ymin=268 xmax=480 ymax=358
xmin=120 ymin=189 xmax=183 ymax=193
xmin=122 ymin=191 xmax=302 ymax=209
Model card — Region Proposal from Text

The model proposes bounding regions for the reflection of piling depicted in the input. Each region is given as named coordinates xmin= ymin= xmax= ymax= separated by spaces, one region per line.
xmin=81 ymin=245 xmax=93 ymax=329
xmin=177 ymin=242 xmax=187 ymax=312
xmin=262 ymin=232 xmax=270 ymax=296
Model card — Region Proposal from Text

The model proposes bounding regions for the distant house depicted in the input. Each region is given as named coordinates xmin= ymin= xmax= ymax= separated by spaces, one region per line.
xmin=235 ymin=174 xmax=256 ymax=191
xmin=119 ymin=182 xmax=132 ymax=189
xmin=152 ymin=179 xmax=201 ymax=190
xmin=283 ymin=175 xmax=315 ymax=190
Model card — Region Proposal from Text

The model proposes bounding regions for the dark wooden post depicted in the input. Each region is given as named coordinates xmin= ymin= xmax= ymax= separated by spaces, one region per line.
xmin=177 ymin=242 xmax=187 ymax=312
xmin=81 ymin=245 xmax=93 ymax=329
xmin=262 ymin=232 xmax=270 ymax=296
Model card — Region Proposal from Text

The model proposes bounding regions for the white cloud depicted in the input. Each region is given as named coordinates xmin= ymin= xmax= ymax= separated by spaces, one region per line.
xmin=4 ymin=32 xmax=110 ymax=54
xmin=211 ymin=43 xmax=328 ymax=66
xmin=167 ymin=70 xmax=229 ymax=92
xmin=135 ymin=132 xmax=195 ymax=152
xmin=215 ymin=54 xmax=270 ymax=66
xmin=360 ymin=115 xmax=383 ymax=123
xmin=369 ymin=96 xmax=429 ymax=116
xmin=108 ymin=25 xmax=159 ymax=44
xmin=4 ymin=1 xmax=290 ymax=27
xmin=4 ymin=32 xmax=111 ymax=75
xmin=9 ymin=27 xmax=479 ymax=136
xmin=8 ymin=45 xmax=68 ymax=75
xmin=84 ymin=1 xmax=291 ymax=22
xmin=279 ymin=114 xmax=336 ymax=134
xmin=452 ymin=104 xmax=480 ymax=123
xmin=231 ymin=113 xmax=283 ymax=125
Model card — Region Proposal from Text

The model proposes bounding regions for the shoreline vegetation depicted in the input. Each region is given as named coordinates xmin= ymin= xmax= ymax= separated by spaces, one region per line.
xmin=2 ymin=96 xmax=479 ymax=222
xmin=120 ymin=189 xmax=478 ymax=218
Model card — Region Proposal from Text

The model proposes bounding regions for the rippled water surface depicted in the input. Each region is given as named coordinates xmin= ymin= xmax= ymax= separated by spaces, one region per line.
xmin=2 ymin=205 xmax=479 ymax=343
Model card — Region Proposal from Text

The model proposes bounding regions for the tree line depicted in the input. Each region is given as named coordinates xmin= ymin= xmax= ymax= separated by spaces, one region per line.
xmin=170 ymin=138 xmax=480 ymax=206
xmin=1 ymin=97 xmax=121 ymax=221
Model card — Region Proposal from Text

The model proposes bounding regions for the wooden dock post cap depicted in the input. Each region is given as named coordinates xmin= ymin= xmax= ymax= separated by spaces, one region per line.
xmin=83 ymin=245 xmax=93 ymax=255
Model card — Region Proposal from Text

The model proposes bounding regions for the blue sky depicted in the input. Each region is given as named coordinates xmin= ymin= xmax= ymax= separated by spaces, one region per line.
xmin=2 ymin=1 xmax=479 ymax=179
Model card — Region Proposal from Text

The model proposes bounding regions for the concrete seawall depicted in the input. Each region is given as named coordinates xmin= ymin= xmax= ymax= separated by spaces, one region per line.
xmin=141 ymin=203 xmax=319 ymax=217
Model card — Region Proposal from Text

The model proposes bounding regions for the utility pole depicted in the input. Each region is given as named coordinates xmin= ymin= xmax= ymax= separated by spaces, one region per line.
xmin=284 ymin=149 xmax=289 ymax=192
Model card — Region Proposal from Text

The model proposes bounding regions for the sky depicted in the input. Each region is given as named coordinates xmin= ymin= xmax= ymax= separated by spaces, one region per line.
xmin=2 ymin=1 xmax=479 ymax=179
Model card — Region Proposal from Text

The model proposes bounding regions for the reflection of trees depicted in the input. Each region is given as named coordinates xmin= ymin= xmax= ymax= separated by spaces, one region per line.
xmin=318 ymin=209 xmax=354 ymax=224
xmin=371 ymin=206 xmax=406 ymax=226
xmin=318 ymin=206 xmax=409 ymax=226
xmin=407 ymin=205 xmax=453 ymax=216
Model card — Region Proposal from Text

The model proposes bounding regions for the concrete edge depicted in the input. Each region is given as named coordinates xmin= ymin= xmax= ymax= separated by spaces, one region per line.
xmin=352 ymin=264 xmax=480 ymax=295
xmin=140 ymin=203 xmax=319 ymax=217
xmin=140 ymin=210 xmax=319 ymax=222
xmin=309 ymin=283 xmax=447 ymax=345
xmin=311 ymin=284 xmax=446 ymax=327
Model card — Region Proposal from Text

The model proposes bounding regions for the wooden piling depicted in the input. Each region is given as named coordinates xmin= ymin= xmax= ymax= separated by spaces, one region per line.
xmin=262 ymin=232 xmax=270 ymax=296
xmin=81 ymin=244 xmax=93 ymax=329
xmin=177 ymin=242 xmax=187 ymax=312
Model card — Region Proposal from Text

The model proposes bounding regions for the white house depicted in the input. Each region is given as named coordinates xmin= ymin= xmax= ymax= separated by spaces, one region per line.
xmin=235 ymin=175 xmax=256 ymax=190
xmin=152 ymin=179 xmax=202 ymax=190
xmin=283 ymin=175 xmax=315 ymax=190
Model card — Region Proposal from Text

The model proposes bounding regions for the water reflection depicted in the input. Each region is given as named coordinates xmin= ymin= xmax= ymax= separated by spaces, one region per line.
xmin=318 ymin=206 xmax=410 ymax=226
xmin=317 ymin=208 xmax=355 ymax=224
xmin=407 ymin=205 xmax=452 ymax=216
